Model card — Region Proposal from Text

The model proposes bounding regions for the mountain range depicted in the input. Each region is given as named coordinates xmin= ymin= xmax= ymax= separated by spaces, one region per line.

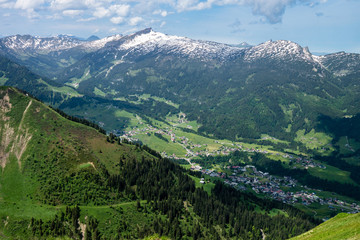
xmin=1 ymin=28 xmax=360 ymax=142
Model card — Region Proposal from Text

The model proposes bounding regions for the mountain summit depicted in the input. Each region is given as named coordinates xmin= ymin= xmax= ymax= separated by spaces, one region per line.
xmin=0 ymin=28 xmax=344 ymax=76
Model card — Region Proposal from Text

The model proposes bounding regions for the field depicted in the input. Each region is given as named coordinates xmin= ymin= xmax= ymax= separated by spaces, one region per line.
xmin=335 ymin=136 xmax=360 ymax=155
xmin=38 ymin=79 xmax=83 ymax=98
xmin=307 ymin=164 xmax=357 ymax=185
xmin=295 ymin=129 xmax=334 ymax=155
xmin=290 ymin=212 xmax=360 ymax=240
xmin=189 ymin=175 xmax=215 ymax=195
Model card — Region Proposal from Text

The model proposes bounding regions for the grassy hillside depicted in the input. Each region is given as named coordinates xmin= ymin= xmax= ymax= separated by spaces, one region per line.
xmin=290 ymin=213 xmax=360 ymax=240
xmin=0 ymin=86 xmax=319 ymax=239
xmin=0 ymin=86 xmax=158 ymax=238
xmin=0 ymin=55 xmax=81 ymax=107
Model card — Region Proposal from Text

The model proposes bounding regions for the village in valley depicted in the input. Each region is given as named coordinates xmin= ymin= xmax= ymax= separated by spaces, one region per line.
xmin=116 ymin=113 xmax=360 ymax=219
xmin=200 ymin=164 xmax=360 ymax=219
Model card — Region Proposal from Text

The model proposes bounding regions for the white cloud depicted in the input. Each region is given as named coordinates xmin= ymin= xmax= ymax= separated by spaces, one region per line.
xmin=50 ymin=0 xmax=79 ymax=11
xmin=176 ymin=0 xmax=199 ymax=12
xmin=25 ymin=8 xmax=41 ymax=18
xmin=2 ymin=0 xmax=330 ymax=32
xmin=153 ymin=9 xmax=168 ymax=17
xmin=110 ymin=16 xmax=124 ymax=24
xmin=160 ymin=21 xmax=166 ymax=27
xmin=14 ymin=0 xmax=44 ymax=10
xmin=93 ymin=7 xmax=110 ymax=18
xmin=172 ymin=0 xmax=326 ymax=24
xmin=109 ymin=4 xmax=130 ymax=17
xmin=109 ymin=27 xmax=118 ymax=33
xmin=63 ymin=9 xmax=83 ymax=17
xmin=128 ymin=16 xmax=143 ymax=26
xmin=244 ymin=0 xmax=296 ymax=23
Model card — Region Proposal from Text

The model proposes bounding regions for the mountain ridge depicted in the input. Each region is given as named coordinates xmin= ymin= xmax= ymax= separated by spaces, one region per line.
xmin=1 ymin=28 xmax=360 ymax=141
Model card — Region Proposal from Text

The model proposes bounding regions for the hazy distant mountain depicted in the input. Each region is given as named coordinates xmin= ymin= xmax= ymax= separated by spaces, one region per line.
xmin=231 ymin=42 xmax=252 ymax=48
xmin=86 ymin=35 xmax=100 ymax=41
xmin=0 ymin=34 xmax=122 ymax=78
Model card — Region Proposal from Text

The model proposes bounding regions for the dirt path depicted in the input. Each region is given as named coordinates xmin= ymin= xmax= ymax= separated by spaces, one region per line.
xmin=13 ymin=100 xmax=33 ymax=168
xmin=261 ymin=229 xmax=266 ymax=240
xmin=89 ymin=162 xmax=96 ymax=170
xmin=18 ymin=100 xmax=32 ymax=130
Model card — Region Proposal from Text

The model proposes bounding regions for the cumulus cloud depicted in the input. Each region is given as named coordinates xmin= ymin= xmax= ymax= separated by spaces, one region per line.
xmin=110 ymin=16 xmax=124 ymax=24
xmin=50 ymin=0 xmax=81 ymax=11
xmin=93 ymin=7 xmax=110 ymax=18
xmin=0 ymin=1 xmax=14 ymax=8
xmin=14 ymin=0 xmax=44 ymax=10
xmin=176 ymin=0 xmax=199 ymax=12
xmin=173 ymin=0 xmax=325 ymax=24
xmin=153 ymin=9 xmax=168 ymax=17
xmin=63 ymin=9 xmax=83 ymax=17
xmin=2 ymin=0 xmax=329 ymax=27
xmin=129 ymin=16 xmax=143 ymax=26
xmin=109 ymin=27 xmax=118 ymax=33
xmin=245 ymin=0 xmax=296 ymax=23
xmin=110 ymin=4 xmax=130 ymax=17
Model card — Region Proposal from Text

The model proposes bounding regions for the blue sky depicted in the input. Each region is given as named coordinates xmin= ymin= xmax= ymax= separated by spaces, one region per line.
xmin=0 ymin=0 xmax=359 ymax=53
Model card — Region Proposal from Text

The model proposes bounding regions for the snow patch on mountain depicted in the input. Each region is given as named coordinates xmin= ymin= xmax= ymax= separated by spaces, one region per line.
xmin=1 ymin=35 xmax=83 ymax=52
xmin=1 ymin=34 xmax=123 ymax=53
xmin=84 ymin=35 xmax=123 ymax=50
xmin=244 ymin=40 xmax=314 ymax=62
xmin=117 ymin=29 xmax=243 ymax=61
xmin=317 ymin=52 xmax=360 ymax=76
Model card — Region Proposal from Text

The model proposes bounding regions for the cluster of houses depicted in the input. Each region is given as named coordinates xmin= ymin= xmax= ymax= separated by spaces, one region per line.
xmin=289 ymin=156 xmax=326 ymax=169
xmin=211 ymin=165 xmax=359 ymax=213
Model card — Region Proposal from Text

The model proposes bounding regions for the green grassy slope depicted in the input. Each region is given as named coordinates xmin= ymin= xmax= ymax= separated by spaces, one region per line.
xmin=0 ymin=87 xmax=158 ymax=238
xmin=0 ymin=86 xmax=320 ymax=240
xmin=0 ymin=55 xmax=81 ymax=107
xmin=290 ymin=213 xmax=360 ymax=240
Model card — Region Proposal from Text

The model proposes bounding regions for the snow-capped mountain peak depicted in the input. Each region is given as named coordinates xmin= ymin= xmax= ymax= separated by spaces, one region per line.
xmin=244 ymin=40 xmax=314 ymax=62
xmin=0 ymin=34 xmax=123 ymax=53
xmin=84 ymin=34 xmax=123 ymax=50
xmin=1 ymin=34 xmax=83 ymax=52
xmin=112 ymin=28 xmax=244 ymax=61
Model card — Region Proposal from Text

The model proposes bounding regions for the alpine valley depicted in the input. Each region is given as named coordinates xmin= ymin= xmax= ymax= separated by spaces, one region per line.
xmin=0 ymin=28 xmax=360 ymax=239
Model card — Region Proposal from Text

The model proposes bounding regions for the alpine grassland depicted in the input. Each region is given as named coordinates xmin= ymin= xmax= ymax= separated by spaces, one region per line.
xmin=290 ymin=212 xmax=360 ymax=240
